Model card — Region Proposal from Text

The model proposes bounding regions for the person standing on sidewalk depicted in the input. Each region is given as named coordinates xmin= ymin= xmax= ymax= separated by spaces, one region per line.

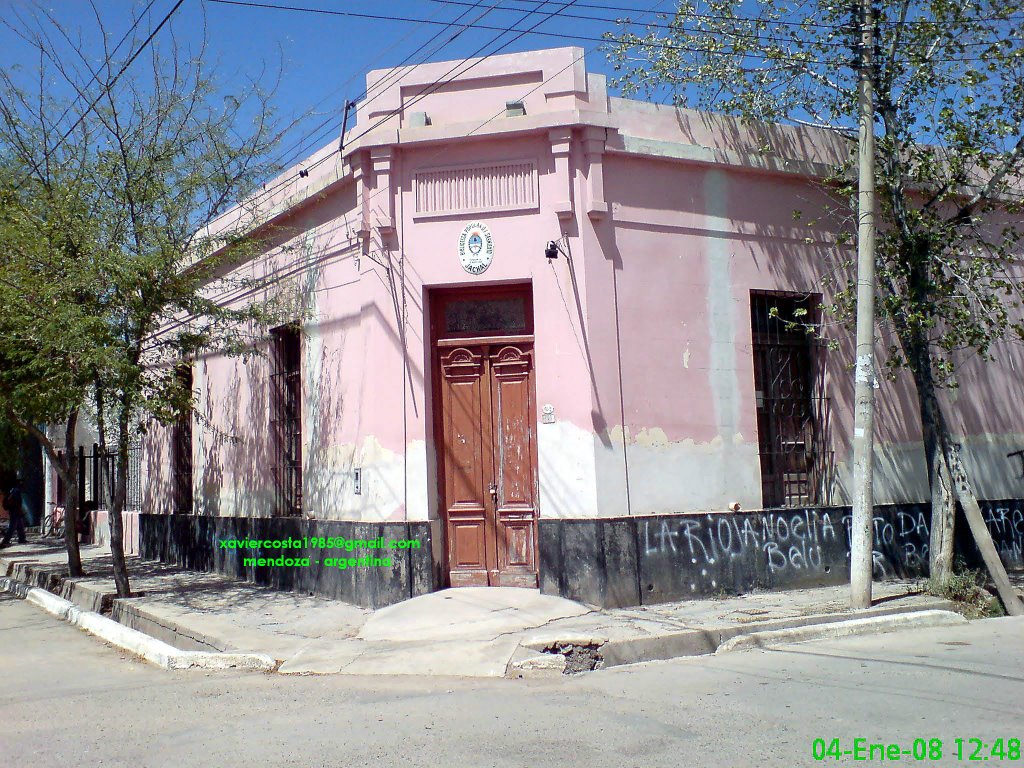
xmin=0 ymin=478 xmax=26 ymax=547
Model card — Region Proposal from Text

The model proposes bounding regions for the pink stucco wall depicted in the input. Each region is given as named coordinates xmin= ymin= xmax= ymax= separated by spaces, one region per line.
xmin=144 ymin=46 xmax=1024 ymax=523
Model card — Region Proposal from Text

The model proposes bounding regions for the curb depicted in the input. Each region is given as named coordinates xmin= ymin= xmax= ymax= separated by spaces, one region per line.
xmin=517 ymin=598 xmax=961 ymax=673
xmin=1 ymin=577 xmax=277 ymax=672
xmin=1 ymin=554 xmax=236 ymax=652
xmin=715 ymin=609 xmax=968 ymax=654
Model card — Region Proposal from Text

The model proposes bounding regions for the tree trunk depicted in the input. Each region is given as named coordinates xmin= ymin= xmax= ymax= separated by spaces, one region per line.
xmin=914 ymin=349 xmax=1022 ymax=614
xmin=928 ymin=446 xmax=955 ymax=584
xmin=107 ymin=449 xmax=131 ymax=599
xmin=941 ymin=438 xmax=1024 ymax=615
xmin=906 ymin=333 xmax=1021 ymax=613
xmin=917 ymin=380 xmax=956 ymax=584
xmin=61 ymin=411 xmax=83 ymax=577
xmin=95 ymin=385 xmax=131 ymax=598
xmin=908 ymin=336 xmax=956 ymax=584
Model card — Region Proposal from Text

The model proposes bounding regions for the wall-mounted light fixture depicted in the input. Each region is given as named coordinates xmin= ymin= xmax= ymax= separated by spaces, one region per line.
xmin=545 ymin=236 xmax=571 ymax=261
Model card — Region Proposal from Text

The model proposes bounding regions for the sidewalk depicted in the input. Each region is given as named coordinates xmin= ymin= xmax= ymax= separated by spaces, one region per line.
xmin=0 ymin=539 xmax=971 ymax=678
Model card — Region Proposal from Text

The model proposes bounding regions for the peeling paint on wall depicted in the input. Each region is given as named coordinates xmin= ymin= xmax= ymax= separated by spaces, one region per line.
xmin=541 ymin=418 xmax=760 ymax=517
xmin=538 ymin=419 xmax=601 ymax=518
xmin=303 ymin=435 xmax=423 ymax=521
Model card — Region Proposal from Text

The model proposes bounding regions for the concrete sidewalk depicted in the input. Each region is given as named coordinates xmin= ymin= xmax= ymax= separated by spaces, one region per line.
xmin=0 ymin=539 xmax=973 ymax=678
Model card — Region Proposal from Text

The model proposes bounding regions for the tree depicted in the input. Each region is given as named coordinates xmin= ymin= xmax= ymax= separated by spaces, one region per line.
xmin=0 ymin=4 xmax=290 ymax=595
xmin=0 ymin=117 xmax=111 ymax=576
xmin=606 ymin=0 xmax=1024 ymax=607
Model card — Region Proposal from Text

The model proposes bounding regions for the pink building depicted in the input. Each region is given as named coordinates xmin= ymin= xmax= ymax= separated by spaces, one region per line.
xmin=140 ymin=47 xmax=1024 ymax=608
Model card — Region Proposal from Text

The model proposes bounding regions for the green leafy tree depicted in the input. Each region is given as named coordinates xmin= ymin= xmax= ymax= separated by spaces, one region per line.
xmin=0 ymin=120 xmax=111 ymax=575
xmin=0 ymin=6 xmax=291 ymax=594
xmin=606 ymin=0 xmax=1024 ymax=592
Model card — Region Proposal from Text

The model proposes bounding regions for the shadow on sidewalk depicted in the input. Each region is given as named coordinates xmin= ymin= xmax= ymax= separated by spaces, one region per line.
xmin=3 ymin=540 xmax=320 ymax=616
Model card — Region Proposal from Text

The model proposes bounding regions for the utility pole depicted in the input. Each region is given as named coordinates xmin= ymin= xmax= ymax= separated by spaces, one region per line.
xmin=850 ymin=0 xmax=877 ymax=610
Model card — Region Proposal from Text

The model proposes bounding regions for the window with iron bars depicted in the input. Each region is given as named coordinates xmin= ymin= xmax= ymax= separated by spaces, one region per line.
xmin=54 ymin=444 xmax=143 ymax=512
xmin=270 ymin=324 xmax=303 ymax=516
xmin=750 ymin=291 xmax=834 ymax=509
xmin=172 ymin=363 xmax=194 ymax=514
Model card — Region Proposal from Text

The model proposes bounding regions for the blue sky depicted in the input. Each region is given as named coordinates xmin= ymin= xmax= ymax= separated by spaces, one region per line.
xmin=8 ymin=1 xmax=1011 ymax=173
xmin=0 ymin=0 xmax=667 ymax=171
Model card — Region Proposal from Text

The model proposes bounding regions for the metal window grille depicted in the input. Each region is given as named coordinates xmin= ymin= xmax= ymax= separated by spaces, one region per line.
xmin=750 ymin=292 xmax=835 ymax=508
xmin=124 ymin=444 xmax=142 ymax=511
xmin=55 ymin=443 xmax=143 ymax=513
xmin=270 ymin=324 xmax=303 ymax=516
xmin=172 ymin=364 xmax=194 ymax=514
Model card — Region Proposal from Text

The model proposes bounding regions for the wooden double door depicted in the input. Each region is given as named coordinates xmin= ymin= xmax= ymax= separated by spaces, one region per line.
xmin=436 ymin=339 xmax=539 ymax=588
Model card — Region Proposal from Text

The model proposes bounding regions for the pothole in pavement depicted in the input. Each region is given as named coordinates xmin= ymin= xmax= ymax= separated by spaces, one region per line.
xmin=541 ymin=642 xmax=604 ymax=674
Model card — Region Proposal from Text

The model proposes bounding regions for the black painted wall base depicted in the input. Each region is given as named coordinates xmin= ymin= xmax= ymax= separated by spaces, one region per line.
xmin=139 ymin=514 xmax=438 ymax=609
xmin=539 ymin=500 xmax=1024 ymax=608
xmin=140 ymin=498 xmax=1024 ymax=610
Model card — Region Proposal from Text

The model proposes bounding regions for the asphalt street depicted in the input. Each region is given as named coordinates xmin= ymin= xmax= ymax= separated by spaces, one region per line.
xmin=2 ymin=589 xmax=1021 ymax=767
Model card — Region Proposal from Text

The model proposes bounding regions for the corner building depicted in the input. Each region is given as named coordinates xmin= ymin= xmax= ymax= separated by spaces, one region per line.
xmin=140 ymin=48 xmax=1024 ymax=608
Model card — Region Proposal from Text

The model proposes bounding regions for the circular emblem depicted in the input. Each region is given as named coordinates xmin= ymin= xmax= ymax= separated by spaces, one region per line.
xmin=458 ymin=222 xmax=494 ymax=275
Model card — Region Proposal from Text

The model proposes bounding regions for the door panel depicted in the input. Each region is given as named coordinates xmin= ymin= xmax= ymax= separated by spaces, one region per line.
xmin=440 ymin=347 xmax=492 ymax=586
xmin=437 ymin=340 xmax=538 ymax=588
xmin=489 ymin=345 xmax=538 ymax=586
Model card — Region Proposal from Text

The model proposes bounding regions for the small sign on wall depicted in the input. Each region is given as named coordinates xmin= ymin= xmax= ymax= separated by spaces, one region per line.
xmin=458 ymin=221 xmax=494 ymax=275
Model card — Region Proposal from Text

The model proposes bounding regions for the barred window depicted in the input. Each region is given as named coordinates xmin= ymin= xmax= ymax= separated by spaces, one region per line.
xmin=750 ymin=291 xmax=833 ymax=508
xmin=172 ymin=363 xmax=194 ymax=514
xmin=270 ymin=324 xmax=302 ymax=516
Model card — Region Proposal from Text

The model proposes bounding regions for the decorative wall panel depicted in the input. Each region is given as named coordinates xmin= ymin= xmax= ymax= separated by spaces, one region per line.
xmin=414 ymin=160 xmax=538 ymax=218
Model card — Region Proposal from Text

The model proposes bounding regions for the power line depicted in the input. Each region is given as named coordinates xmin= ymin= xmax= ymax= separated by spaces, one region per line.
xmin=239 ymin=0 xmax=583 ymax=208
xmin=428 ymin=0 xmax=848 ymax=38
xmin=504 ymin=0 xmax=851 ymax=27
xmin=426 ymin=0 xmax=1018 ymax=48
xmin=263 ymin=1 xmax=452 ymax=168
xmin=28 ymin=0 xmax=163 ymax=148
xmin=268 ymin=0 xmax=506 ymax=172
xmin=14 ymin=0 xmax=188 ymax=189
xmin=208 ymin=0 xmax=849 ymax=46
xmin=206 ymin=0 xmax=1020 ymax=238
xmin=501 ymin=0 xmax=1024 ymax=27
xmin=207 ymin=0 xmax=1015 ymax=72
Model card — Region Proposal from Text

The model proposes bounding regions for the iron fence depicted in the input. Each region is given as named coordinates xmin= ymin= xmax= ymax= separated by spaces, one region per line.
xmin=55 ymin=442 xmax=142 ymax=513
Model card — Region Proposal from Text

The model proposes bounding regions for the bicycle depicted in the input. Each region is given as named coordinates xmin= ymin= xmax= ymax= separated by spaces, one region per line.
xmin=40 ymin=505 xmax=65 ymax=539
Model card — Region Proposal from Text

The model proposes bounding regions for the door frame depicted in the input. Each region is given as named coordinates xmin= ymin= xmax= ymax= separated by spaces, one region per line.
xmin=428 ymin=283 xmax=539 ymax=587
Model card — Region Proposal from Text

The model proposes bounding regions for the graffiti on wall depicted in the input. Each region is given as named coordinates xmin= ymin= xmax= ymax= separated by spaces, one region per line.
xmin=539 ymin=499 xmax=1024 ymax=608
xmin=636 ymin=500 xmax=1022 ymax=600
xmin=984 ymin=504 xmax=1024 ymax=568
xmin=641 ymin=508 xmax=931 ymax=578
